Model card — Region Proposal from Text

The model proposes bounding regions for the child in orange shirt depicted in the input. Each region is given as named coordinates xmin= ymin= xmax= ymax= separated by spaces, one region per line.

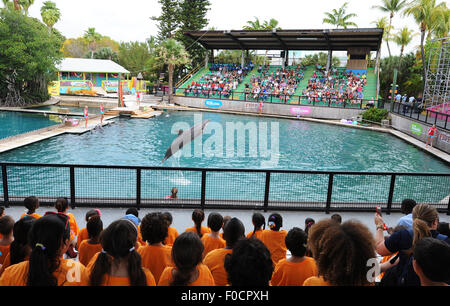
xmin=78 ymin=216 xmax=103 ymax=266
xmin=87 ymin=219 xmax=156 ymax=286
xmin=0 ymin=216 xmax=14 ymax=266
xmin=185 ymin=209 xmax=210 ymax=238
xmin=55 ymin=197 xmax=78 ymax=258
xmin=201 ymin=213 xmax=225 ymax=258
xmin=158 ymin=232 xmax=215 ymax=286
xmin=260 ymin=213 xmax=287 ymax=265
xmin=246 ymin=212 xmax=265 ymax=239
xmin=76 ymin=209 xmax=101 ymax=251
xmin=20 ymin=196 xmax=41 ymax=220
xmin=138 ymin=212 xmax=173 ymax=284
xmin=271 ymin=227 xmax=317 ymax=286
xmin=162 ymin=212 xmax=179 ymax=246
xmin=203 ymin=217 xmax=245 ymax=286
xmin=0 ymin=212 xmax=88 ymax=286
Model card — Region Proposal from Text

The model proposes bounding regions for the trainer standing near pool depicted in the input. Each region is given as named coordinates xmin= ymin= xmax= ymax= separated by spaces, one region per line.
xmin=83 ymin=105 xmax=89 ymax=128
xmin=99 ymin=103 xmax=104 ymax=125
xmin=426 ymin=124 xmax=438 ymax=148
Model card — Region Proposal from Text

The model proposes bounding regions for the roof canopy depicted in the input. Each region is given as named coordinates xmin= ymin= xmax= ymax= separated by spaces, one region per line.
xmin=184 ymin=28 xmax=383 ymax=52
xmin=57 ymin=58 xmax=130 ymax=74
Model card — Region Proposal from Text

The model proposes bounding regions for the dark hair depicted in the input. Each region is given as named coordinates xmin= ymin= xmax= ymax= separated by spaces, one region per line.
xmin=304 ymin=217 xmax=315 ymax=235
xmin=54 ymin=197 xmax=69 ymax=213
xmin=10 ymin=216 xmax=36 ymax=265
xmin=268 ymin=213 xmax=282 ymax=231
xmin=170 ymin=232 xmax=204 ymax=286
xmin=207 ymin=213 xmax=223 ymax=232
xmin=413 ymin=237 xmax=450 ymax=283
xmin=162 ymin=212 xmax=173 ymax=225
xmin=27 ymin=213 xmax=71 ymax=286
xmin=126 ymin=208 xmax=139 ymax=218
xmin=250 ymin=213 xmax=265 ymax=237
xmin=0 ymin=215 xmax=14 ymax=236
xmin=222 ymin=216 xmax=231 ymax=230
xmin=171 ymin=187 xmax=178 ymax=199
xmin=191 ymin=209 xmax=205 ymax=238
xmin=85 ymin=209 xmax=101 ymax=222
xmin=285 ymin=227 xmax=308 ymax=257
xmin=224 ymin=238 xmax=274 ymax=286
xmin=24 ymin=196 xmax=39 ymax=213
xmin=0 ymin=206 xmax=5 ymax=216
xmin=331 ymin=214 xmax=342 ymax=224
xmin=223 ymin=217 xmax=245 ymax=248
xmin=401 ymin=199 xmax=417 ymax=215
xmin=437 ymin=222 xmax=450 ymax=237
xmin=140 ymin=212 xmax=168 ymax=244
xmin=307 ymin=219 xmax=376 ymax=286
xmin=86 ymin=216 xmax=103 ymax=240
xmin=90 ymin=219 xmax=147 ymax=286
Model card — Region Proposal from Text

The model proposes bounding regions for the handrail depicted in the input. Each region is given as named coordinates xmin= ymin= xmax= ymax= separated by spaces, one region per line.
xmin=175 ymin=65 xmax=202 ymax=89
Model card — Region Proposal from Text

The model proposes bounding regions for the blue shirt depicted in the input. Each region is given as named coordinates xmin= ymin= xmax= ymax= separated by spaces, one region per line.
xmin=397 ymin=214 xmax=413 ymax=230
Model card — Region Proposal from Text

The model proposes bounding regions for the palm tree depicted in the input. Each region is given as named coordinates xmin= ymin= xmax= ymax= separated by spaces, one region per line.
xmin=430 ymin=5 xmax=450 ymax=41
xmin=371 ymin=17 xmax=393 ymax=75
xmin=155 ymin=38 xmax=191 ymax=104
xmin=40 ymin=1 xmax=60 ymax=29
xmin=393 ymin=27 xmax=417 ymax=57
xmin=83 ymin=27 xmax=102 ymax=59
xmin=403 ymin=0 xmax=447 ymax=79
xmin=372 ymin=0 xmax=407 ymax=57
xmin=243 ymin=17 xmax=264 ymax=30
xmin=18 ymin=0 xmax=33 ymax=15
xmin=323 ymin=2 xmax=358 ymax=29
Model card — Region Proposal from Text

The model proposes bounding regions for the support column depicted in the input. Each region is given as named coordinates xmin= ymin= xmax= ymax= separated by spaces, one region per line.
xmin=327 ymin=50 xmax=333 ymax=71
xmin=205 ymin=49 xmax=209 ymax=69
xmin=241 ymin=50 xmax=245 ymax=67
xmin=285 ymin=50 xmax=289 ymax=68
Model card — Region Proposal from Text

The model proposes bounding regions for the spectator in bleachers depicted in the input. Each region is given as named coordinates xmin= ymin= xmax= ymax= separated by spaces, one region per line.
xmin=162 ymin=212 xmax=179 ymax=246
xmin=54 ymin=197 xmax=78 ymax=258
xmin=246 ymin=212 xmax=265 ymax=239
xmin=304 ymin=219 xmax=376 ymax=286
xmin=78 ymin=216 xmax=103 ymax=266
xmin=20 ymin=196 xmax=41 ymax=220
xmin=224 ymin=237 xmax=274 ymax=286
xmin=88 ymin=219 xmax=155 ymax=286
xmin=158 ymin=231 xmax=215 ymax=286
xmin=331 ymin=214 xmax=342 ymax=224
xmin=203 ymin=217 xmax=245 ymax=286
xmin=438 ymin=222 xmax=450 ymax=237
xmin=0 ymin=212 xmax=89 ymax=286
xmin=77 ymin=209 xmax=101 ymax=250
xmin=259 ymin=213 xmax=287 ymax=265
xmin=412 ymin=237 xmax=450 ymax=286
xmin=138 ymin=212 xmax=173 ymax=284
xmin=271 ymin=227 xmax=317 ymax=286
xmin=397 ymin=199 xmax=417 ymax=230
xmin=220 ymin=215 xmax=231 ymax=239
xmin=0 ymin=216 xmax=15 ymax=267
xmin=185 ymin=209 xmax=210 ymax=238
xmin=201 ymin=213 xmax=225 ymax=258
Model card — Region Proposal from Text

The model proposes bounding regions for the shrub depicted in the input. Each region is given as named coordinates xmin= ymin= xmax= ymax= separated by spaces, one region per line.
xmin=361 ymin=108 xmax=389 ymax=123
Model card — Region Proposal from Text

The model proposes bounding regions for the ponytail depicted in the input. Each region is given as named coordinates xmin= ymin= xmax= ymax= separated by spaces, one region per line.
xmin=90 ymin=251 xmax=111 ymax=286
xmin=192 ymin=209 xmax=205 ymax=238
xmin=55 ymin=197 xmax=69 ymax=213
xmin=171 ymin=267 xmax=195 ymax=286
xmin=27 ymin=245 xmax=58 ymax=286
xmin=412 ymin=204 xmax=438 ymax=248
xmin=412 ymin=218 xmax=432 ymax=248
xmin=127 ymin=249 xmax=147 ymax=286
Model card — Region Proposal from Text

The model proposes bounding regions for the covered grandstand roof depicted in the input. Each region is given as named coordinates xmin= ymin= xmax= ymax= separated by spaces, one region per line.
xmin=56 ymin=58 xmax=130 ymax=74
xmin=184 ymin=28 xmax=383 ymax=51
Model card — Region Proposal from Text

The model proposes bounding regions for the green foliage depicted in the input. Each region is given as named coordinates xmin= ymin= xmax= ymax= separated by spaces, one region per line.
xmin=92 ymin=47 xmax=118 ymax=62
xmin=152 ymin=0 xmax=180 ymax=41
xmin=0 ymin=9 xmax=63 ymax=105
xmin=40 ymin=1 xmax=60 ymax=28
xmin=301 ymin=52 xmax=340 ymax=67
xmin=118 ymin=39 xmax=161 ymax=81
xmin=323 ymin=2 xmax=358 ymax=28
xmin=362 ymin=108 xmax=389 ymax=123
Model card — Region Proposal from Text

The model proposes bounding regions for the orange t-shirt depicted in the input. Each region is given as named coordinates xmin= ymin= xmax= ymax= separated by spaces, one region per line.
xmin=66 ymin=213 xmax=79 ymax=242
xmin=271 ymin=257 xmax=318 ymax=286
xmin=246 ymin=229 xmax=264 ymax=240
xmin=20 ymin=213 xmax=41 ymax=220
xmin=158 ymin=264 xmax=215 ymax=286
xmin=303 ymin=276 xmax=331 ymax=286
xmin=185 ymin=226 xmax=211 ymax=237
xmin=137 ymin=225 xmax=145 ymax=246
xmin=137 ymin=244 xmax=173 ymax=284
xmin=201 ymin=234 xmax=226 ymax=258
xmin=164 ymin=227 xmax=179 ymax=246
xmin=260 ymin=229 xmax=287 ymax=265
xmin=76 ymin=228 xmax=89 ymax=250
xmin=0 ymin=244 xmax=10 ymax=266
xmin=78 ymin=240 xmax=103 ymax=266
xmin=0 ymin=259 xmax=89 ymax=286
xmin=202 ymin=248 xmax=232 ymax=286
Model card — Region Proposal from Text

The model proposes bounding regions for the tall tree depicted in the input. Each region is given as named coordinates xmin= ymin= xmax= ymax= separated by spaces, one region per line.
xmin=372 ymin=0 xmax=407 ymax=57
xmin=243 ymin=17 xmax=264 ymax=30
xmin=393 ymin=27 xmax=417 ymax=57
xmin=40 ymin=1 xmax=60 ymax=29
xmin=151 ymin=0 xmax=180 ymax=41
xmin=323 ymin=2 xmax=358 ymax=29
xmin=371 ymin=17 xmax=393 ymax=74
xmin=155 ymin=38 xmax=190 ymax=103
xmin=430 ymin=5 xmax=449 ymax=41
xmin=403 ymin=0 xmax=447 ymax=79
xmin=18 ymin=0 xmax=33 ymax=15
xmin=83 ymin=27 xmax=102 ymax=59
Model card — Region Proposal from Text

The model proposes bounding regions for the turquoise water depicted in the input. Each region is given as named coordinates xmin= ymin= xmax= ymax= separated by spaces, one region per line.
xmin=0 ymin=111 xmax=448 ymax=205
xmin=29 ymin=105 xmax=103 ymax=115
xmin=0 ymin=111 xmax=58 ymax=139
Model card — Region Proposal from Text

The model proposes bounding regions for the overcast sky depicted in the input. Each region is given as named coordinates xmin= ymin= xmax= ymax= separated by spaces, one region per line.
xmin=4 ymin=0 xmax=425 ymax=58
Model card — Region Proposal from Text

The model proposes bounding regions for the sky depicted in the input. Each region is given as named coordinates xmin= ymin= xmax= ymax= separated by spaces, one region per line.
xmin=4 ymin=0 xmax=426 ymax=58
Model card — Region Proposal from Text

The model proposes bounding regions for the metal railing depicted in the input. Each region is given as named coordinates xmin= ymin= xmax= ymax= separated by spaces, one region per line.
xmin=1 ymin=162 xmax=448 ymax=215
xmin=391 ymin=101 xmax=450 ymax=131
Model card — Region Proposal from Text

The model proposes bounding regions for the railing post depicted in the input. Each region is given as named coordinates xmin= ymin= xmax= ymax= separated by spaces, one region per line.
xmin=201 ymin=170 xmax=206 ymax=210
xmin=326 ymin=174 xmax=333 ymax=214
xmin=1 ymin=164 xmax=9 ymax=208
xmin=387 ymin=174 xmax=396 ymax=215
xmin=136 ymin=168 xmax=141 ymax=210
xmin=447 ymin=194 xmax=450 ymax=216
xmin=264 ymin=171 xmax=271 ymax=212
xmin=70 ymin=166 xmax=76 ymax=209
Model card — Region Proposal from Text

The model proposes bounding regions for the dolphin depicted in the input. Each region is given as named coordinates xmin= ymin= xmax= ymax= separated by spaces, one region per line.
xmin=162 ymin=119 xmax=211 ymax=163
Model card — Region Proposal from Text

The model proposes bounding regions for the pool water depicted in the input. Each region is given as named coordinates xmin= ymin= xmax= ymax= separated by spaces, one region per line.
xmin=0 ymin=111 xmax=58 ymax=140
xmin=29 ymin=105 xmax=104 ymax=115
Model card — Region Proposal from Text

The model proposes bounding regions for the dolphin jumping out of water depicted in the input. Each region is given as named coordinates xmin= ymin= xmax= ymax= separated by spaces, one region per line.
xmin=162 ymin=119 xmax=211 ymax=163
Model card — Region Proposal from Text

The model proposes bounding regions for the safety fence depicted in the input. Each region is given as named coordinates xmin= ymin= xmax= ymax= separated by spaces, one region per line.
xmin=1 ymin=162 xmax=449 ymax=215
xmin=391 ymin=101 xmax=450 ymax=131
